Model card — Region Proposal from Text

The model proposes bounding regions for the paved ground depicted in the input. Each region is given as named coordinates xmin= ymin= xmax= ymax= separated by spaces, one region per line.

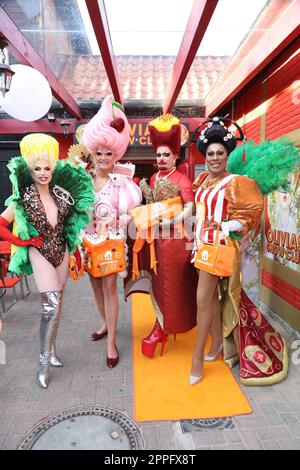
xmin=1 ymin=274 xmax=300 ymax=450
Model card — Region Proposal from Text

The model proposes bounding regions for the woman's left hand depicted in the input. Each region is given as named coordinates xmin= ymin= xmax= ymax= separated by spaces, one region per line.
xmin=203 ymin=219 xmax=219 ymax=232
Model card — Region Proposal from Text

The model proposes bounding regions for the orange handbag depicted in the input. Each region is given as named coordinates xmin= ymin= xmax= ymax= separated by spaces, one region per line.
xmin=82 ymin=236 xmax=126 ymax=278
xmin=130 ymin=197 xmax=184 ymax=280
xmin=130 ymin=196 xmax=183 ymax=233
xmin=194 ymin=227 xmax=236 ymax=277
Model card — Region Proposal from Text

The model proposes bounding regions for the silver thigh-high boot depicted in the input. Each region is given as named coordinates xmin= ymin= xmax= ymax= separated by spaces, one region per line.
xmin=38 ymin=290 xmax=61 ymax=388
xmin=49 ymin=287 xmax=65 ymax=367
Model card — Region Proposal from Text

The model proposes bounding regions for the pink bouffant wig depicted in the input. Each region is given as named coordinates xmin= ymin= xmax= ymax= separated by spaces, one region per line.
xmin=82 ymin=95 xmax=130 ymax=162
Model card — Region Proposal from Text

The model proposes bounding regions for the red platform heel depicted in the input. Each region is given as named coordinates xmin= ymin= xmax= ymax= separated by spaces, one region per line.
xmin=141 ymin=319 xmax=168 ymax=358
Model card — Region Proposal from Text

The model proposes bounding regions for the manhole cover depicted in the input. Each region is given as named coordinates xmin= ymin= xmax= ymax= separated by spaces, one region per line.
xmin=180 ymin=417 xmax=234 ymax=433
xmin=18 ymin=406 xmax=144 ymax=450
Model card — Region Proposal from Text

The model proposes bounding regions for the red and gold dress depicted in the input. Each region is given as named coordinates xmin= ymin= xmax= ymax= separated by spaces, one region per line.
xmin=193 ymin=172 xmax=288 ymax=385
xmin=125 ymin=169 xmax=197 ymax=334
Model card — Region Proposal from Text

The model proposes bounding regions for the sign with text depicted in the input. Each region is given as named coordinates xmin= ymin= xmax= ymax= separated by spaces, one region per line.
xmin=73 ymin=121 xmax=190 ymax=148
xmin=264 ymin=172 xmax=300 ymax=272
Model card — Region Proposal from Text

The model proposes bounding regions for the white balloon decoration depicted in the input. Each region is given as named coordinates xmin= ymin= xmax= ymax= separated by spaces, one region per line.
xmin=0 ymin=64 xmax=52 ymax=121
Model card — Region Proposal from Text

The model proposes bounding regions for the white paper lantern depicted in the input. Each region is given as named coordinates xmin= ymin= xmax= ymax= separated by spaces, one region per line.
xmin=0 ymin=64 xmax=52 ymax=121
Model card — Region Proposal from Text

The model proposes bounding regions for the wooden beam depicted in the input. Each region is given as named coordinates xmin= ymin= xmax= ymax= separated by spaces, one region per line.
xmin=0 ymin=119 xmax=78 ymax=134
xmin=85 ymin=0 xmax=122 ymax=104
xmin=0 ymin=6 xmax=82 ymax=119
xmin=163 ymin=0 xmax=218 ymax=114
xmin=206 ymin=0 xmax=300 ymax=116
xmin=0 ymin=117 xmax=202 ymax=134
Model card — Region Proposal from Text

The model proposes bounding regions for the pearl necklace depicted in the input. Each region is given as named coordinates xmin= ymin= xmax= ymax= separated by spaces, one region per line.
xmin=156 ymin=168 xmax=176 ymax=181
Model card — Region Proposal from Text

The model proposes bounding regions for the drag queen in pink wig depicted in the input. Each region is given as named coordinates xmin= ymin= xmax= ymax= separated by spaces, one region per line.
xmin=83 ymin=95 xmax=142 ymax=368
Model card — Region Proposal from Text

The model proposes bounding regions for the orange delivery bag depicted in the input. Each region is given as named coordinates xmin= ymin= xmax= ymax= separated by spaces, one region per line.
xmin=194 ymin=227 xmax=236 ymax=277
xmin=129 ymin=196 xmax=183 ymax=233
xmin=82 ymin=235 xmax=126 ymax=278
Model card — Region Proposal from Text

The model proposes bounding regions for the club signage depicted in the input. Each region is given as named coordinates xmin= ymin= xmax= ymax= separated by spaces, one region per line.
xmin=128 ymin=122 xmax=189 ymax=147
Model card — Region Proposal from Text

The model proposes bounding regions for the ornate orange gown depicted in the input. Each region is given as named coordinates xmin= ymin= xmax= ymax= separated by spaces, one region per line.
xmin=193 ymin=172 xmax=288 ymax=385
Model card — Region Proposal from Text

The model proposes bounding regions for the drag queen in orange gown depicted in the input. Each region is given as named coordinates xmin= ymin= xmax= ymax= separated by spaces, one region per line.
xmin=190 ymin=117 xmax=289 ymax=386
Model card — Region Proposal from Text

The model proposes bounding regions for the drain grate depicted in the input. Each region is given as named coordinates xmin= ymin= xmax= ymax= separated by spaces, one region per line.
xmin=180 ymin=417 xmax=235 ymax=433
xmin=18 ymin=406 xmax=144 ymax=450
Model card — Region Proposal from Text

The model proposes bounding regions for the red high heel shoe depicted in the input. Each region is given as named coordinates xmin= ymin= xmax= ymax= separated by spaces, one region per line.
xmin=141 ymin=319 xmax=168 ymax=358
xmin=107 ymin=346 xmax=119 ymax=368
xmin=91 ymin=330 xmax=108 ymax=341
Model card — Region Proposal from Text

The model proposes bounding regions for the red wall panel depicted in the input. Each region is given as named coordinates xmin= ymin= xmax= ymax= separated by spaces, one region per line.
xmin=244 ymin=118 xmax=261 ymax=143
xmin=262 ymin=270 xmax=300 ymax=310
xmin=56 ymin=135 xmax=74 ymax=159
xmin=232 ymin=40 xmax=300 ymax=142
xmin=229 ymin=39 xmax=300 ymax=322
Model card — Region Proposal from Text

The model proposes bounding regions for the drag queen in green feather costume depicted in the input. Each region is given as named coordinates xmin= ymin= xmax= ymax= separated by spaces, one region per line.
xmin=0 ymin=133 xmax=94 ymax=388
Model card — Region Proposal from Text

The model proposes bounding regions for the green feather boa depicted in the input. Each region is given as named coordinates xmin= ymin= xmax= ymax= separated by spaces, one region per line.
xmin=5 ymin=157 xmax=95 ymax=275
xmin=227 ymin=139 xmax=300 ymax=195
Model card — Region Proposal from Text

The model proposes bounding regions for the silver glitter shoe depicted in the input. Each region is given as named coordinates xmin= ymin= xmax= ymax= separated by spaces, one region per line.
xmin=50 ymin=342 xmax=63 ymax=367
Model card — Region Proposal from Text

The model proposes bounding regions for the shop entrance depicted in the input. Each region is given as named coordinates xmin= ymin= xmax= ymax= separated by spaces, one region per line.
xmin=133 ymin=162 xmax=156 ymax=181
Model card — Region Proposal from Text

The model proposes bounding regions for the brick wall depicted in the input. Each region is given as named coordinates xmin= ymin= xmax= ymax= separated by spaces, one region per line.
xmin=224 ymin=38 xmax=300 ymax=329
xmin=232 ymin=38 xmax=300 ymax=142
